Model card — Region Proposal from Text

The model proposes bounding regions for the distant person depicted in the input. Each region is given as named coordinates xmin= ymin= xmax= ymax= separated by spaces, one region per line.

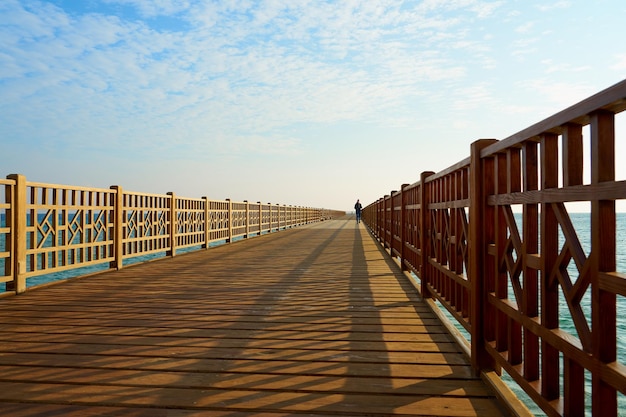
xmin=354 ymin=199 xmax=362 ymax=224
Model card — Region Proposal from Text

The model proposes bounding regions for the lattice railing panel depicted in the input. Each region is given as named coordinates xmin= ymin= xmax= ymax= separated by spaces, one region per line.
xmin=122 ymin=192 xmax=170 ymax=258
xmin=175 ymin=197 xmax=206 ymax=250
xmin=208 ymin=200 xmax=230 ymax=242
xmin=391 ymin=191 xmax=402 ymax=258
xmin=402 ymin=183 xmax=421 ymax=276
xmin=483 ymin=104 xmax=626 ymax=416
xmin=248 ymin=203 xmax=261 ymax=234
xmin=231 ymin=202 xmax=248 ymax=238
xmin=270 ymin=205 xmax=279 ymax=230
xmin=260 ymin=204 xmax=271 ymax=232
xmin=424 ymin=163 xmax=471 ymax=333
xmin=23 ymin=183 xmax=116 ymax=277
xmin=278 ymin=205 xmax=286 ymax=229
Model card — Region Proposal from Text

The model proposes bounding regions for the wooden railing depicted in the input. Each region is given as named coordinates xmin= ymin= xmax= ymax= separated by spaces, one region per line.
xmin=363 ymin=79 xmax=626 ymax=417
xmin=1 ymin=176 xmax=344 ymax=294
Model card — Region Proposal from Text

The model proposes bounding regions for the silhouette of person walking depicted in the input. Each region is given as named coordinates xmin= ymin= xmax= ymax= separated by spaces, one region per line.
xmin=354 ymin=199 xmax=362 ymax=224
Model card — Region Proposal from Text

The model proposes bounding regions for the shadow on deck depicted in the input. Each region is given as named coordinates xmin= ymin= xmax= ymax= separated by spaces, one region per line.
xmin=0 ymin=217 xmax=508 ymax=416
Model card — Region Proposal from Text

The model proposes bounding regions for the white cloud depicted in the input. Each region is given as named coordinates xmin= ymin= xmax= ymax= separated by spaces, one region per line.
xmin=515 ymin=21 xmax=534 ymax=33
xmin=102 ymin=0 xmax=193 ymax=18
xmin=537 ymin=1 xmax=571 ymax=12
xmin=452 ymin=83 xmax=495 ymax=110
xmin=541 ymin=59 xmax=590 ymax=74
xmin=2 ymin=0 xmax=491 ymax=142
xmin=516 ymin=79 xmax=595 ymax=110
xmin=611 ymin=54 xmax=626 ymax=71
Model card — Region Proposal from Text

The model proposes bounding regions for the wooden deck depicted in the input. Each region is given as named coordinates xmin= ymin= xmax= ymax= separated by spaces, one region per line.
xmin=0 ymin=218 xmax=507 ymax=416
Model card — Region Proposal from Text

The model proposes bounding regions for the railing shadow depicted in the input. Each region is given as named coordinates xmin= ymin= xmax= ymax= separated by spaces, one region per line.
xmin=0 ymin=218 xmax=507 ymax=415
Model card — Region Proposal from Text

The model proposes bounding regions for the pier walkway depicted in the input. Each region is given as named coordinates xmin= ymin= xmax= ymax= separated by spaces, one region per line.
xmin=0 ymin=217 xmax=506 ymax=416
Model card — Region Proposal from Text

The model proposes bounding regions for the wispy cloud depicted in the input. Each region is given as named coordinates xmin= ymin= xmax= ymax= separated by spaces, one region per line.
xmin=537 ymin=1 xmax=571 ymax=12
xmin=611 ymin=54 xmax=626 ymax=71
xmin=3 ymin=0 xmax=502 ymax=156
xmin=1 ymin=0 xmax=625 ymax=208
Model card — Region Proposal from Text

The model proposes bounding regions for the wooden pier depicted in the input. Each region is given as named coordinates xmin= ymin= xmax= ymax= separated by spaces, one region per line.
xmin=0 ymin=217 xmax=508 ymax=416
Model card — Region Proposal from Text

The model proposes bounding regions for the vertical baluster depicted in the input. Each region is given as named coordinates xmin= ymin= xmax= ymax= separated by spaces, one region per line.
xmin=562 ymin=123 xmax=586 ymax=415
xmin=522 ymin=140 xmax=540 ymax=383
xmin=590 ymin=110 xmax=617 ymax=417
xmin=508 ymin=148 xmax=523 ymax=365
xmin=540 ymin=132 xmax=560 ymax=402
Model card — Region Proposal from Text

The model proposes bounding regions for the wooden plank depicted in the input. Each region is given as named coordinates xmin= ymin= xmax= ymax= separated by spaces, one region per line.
xmin=0 ymin=332 xmax=462 ymax=353
xmin=0 ymin=219 xmax=506 ymax=416
xmin=0 ymin=365 xmax=493 ymax=395
xmin=0 ymin=381 xmax=503 ymax=416
xmin=0 ymin=342 xmax=470 ymax=364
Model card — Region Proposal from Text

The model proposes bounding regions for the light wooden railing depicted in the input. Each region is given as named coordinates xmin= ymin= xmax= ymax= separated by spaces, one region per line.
xmin=0 ymin=176 xmax=344 ymax=294
xmin=363 ymin=79 xmax=626 ymax=417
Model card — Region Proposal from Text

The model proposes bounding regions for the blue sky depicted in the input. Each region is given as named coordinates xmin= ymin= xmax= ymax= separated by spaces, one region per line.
xmin=1 ymin=0 xmax=625 ymax=211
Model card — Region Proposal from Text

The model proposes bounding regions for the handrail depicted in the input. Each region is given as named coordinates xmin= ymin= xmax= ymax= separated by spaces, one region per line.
xmin=1 ymin=175 xmax=344 ymax=294
xmin=362 ymin=78 xmax=626 ymax=417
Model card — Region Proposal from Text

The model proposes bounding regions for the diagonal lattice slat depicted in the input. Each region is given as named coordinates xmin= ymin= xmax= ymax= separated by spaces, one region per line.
xmin=92 ymin=211 xmax=107 ymax=243
xmin=36 ymin=210 xmax=55 ymax=249
xmin=551 ymin=202 xmax=592 ymax=352
xmin=68 ymin=210 xmax=84 ymax=245
xmin=157 ymin=211 xmax=167 ymax=236
xmin=143 ymin=211 xmax=152 ymax=237
xmin=502 ymin=206 xmax=523 ymax=307
xmin=127 ymin=210 xmax=138 ymax=239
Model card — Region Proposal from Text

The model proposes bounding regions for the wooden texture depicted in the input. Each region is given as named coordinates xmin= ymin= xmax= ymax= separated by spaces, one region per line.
xmin=362 ymin=78 xmax=626 ymax=417
xmin=2 ymin=175 xmax=343 ymax=294
xmin=0 ymin=218 xmax=505 ymax=416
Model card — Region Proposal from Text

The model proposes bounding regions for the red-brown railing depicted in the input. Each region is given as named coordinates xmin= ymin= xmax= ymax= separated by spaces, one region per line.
xmin=363 ymin=79 xmax=626 ymax=417
xmin=1 ymin=177 xmax=344 ymax=294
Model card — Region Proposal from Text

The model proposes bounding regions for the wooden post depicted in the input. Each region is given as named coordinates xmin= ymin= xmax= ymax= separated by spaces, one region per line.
xmin=257 ymin=202 xmax=262 ymax=235
xmin=226 ymin=198 xmax=232 ymax=242
xmin=110 ymin=185 xmax=124 ymax=270
xmin=244 ymin=200 xmax=249 ymax=238
xmin=420 ymin=172 xmax=434 ymax=298
xmin=468 ymin=139 xmax=498 ymax=373
xmin=167 ymin=192 xmax=176 ymax=257
xmin=494 ymin=152 xmax=508 ymax=353
xmin=7 ymin=174 xmax=26 ymax=294
xmin=202 ymin=196 xmax=209 ymax=249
